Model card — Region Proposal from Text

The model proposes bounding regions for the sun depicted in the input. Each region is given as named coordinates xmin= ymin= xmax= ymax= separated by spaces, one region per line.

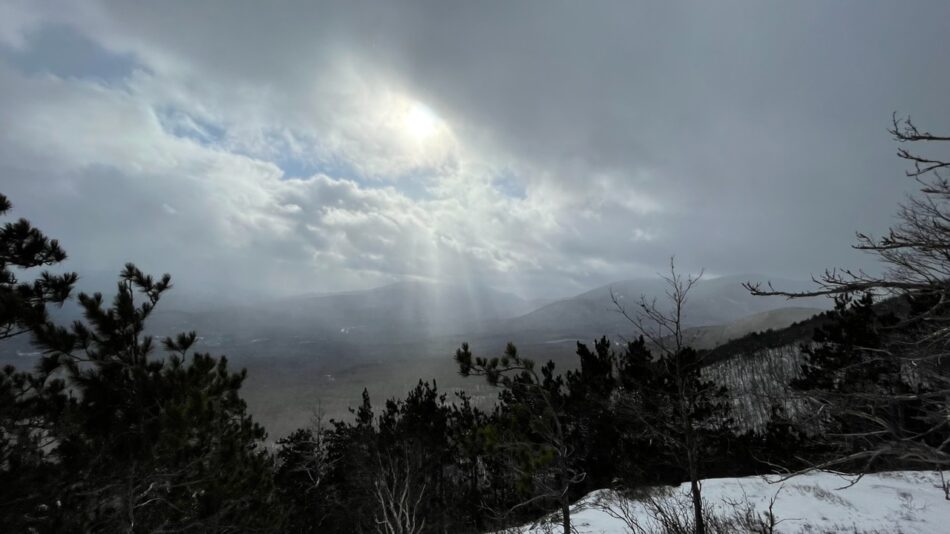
xmin=403 ymin=101 xmax=439 ymax=140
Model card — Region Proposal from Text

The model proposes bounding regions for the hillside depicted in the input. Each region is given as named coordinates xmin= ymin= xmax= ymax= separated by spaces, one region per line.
xmin=686 ymin=306 xmax=824 ymax=350
xmin=700 ymin=294 xmax=914 ymax=433
xmin=497 ymin=275 xmax=831 ymax=341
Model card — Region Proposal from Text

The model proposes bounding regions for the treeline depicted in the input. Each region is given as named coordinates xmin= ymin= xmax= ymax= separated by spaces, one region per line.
xmin=272 ymin=333 xmax=827 ymax=534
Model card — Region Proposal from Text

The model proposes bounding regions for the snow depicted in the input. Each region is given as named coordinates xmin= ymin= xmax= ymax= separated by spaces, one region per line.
xmin=514 ymin=470 xmax=950 ymax=533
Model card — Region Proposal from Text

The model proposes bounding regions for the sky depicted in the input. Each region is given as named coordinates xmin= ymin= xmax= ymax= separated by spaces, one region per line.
xmin=1 ymin=1 xmax=949 ymax=302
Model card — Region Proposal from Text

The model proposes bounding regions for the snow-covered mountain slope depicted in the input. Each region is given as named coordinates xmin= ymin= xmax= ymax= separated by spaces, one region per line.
xmin=498 ymin=275 xmax=831 ymax=341
xmin=514 ymin=470 xmax=950 ymax=533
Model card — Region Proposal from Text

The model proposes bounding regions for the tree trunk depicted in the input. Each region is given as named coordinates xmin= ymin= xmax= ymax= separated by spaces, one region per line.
xmin=681 ymin=386 xmax=704 ymax=534
xmin=561 ymin=495 xmax=571 ymax=534
xmin=690 ymin=477 xmax=705 ymax=534
xmin=686 ymin=433 xmax=705 ymax=534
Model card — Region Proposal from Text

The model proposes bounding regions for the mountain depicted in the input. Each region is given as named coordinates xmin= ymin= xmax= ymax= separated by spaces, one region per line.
xmin=140 ymin=279 xmax=542 ymax=362
xmin=686 ymin=306 xmax=825 ymax=349
xmin=2 ymin=274 xmax=830 ymax=366
xmin=492 ymin=274 xmax=831 ymax=341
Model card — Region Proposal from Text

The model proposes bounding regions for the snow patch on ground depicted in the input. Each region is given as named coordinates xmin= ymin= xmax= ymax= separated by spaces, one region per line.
xmin=516 ymin=470 xmax=949 ymax=533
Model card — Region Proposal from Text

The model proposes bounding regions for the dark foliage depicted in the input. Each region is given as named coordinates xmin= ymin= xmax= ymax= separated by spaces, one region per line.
xmin=747 ymin=115 xmax=950 ymax=473
xmin=0 ymin=194 xmax=280 ymax=533
xmin=0 ymin=193 xmax=77 ymax=342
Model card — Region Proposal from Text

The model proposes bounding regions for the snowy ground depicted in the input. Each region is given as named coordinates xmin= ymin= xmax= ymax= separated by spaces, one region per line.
xmin=513 ymin=470 xmax=950 ymax=533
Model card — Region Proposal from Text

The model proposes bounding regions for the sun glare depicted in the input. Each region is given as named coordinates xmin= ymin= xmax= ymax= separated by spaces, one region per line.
xmin=403 ymin=101 xmax=439 ymax=140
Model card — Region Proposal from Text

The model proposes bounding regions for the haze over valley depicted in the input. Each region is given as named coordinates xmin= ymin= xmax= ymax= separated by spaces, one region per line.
xmin=2 ymin=272 xmax=830 ymax=435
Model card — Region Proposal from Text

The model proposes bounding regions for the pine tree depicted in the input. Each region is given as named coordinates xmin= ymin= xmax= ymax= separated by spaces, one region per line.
xmin=789 ymin=292 xmax=941 ymax=472
xmin=616 ymin=338 xmax=732 ymax=531
xmin=456 ymin=342 xmax=583 ymax=534
xmin=375 ymin=381 xmax=450 ymax=533
xmin=446 ymin=390 xmax=493 ymax=530
xmin=0 ymin=192 xmax=281 ymax=532
xmin=26 ymin=265 xmax=282 ymax=531
xmin=0 ymin=192 xmax=77 ymax=530
xmin=564 ymin=337 xmax=626 ymax=490
xmin=0 ymin=193 xmax=76 ymax=341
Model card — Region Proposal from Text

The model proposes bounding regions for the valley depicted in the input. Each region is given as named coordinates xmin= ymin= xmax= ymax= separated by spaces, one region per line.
xmin=2 ymin=273 xmax=831 ymax=437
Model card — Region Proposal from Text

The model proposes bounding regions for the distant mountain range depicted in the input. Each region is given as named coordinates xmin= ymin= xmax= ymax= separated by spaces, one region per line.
xmin=485 ymin=274 xmax=830 ymax=343
xmin=2 ymin=274 xmax=833 ymax=364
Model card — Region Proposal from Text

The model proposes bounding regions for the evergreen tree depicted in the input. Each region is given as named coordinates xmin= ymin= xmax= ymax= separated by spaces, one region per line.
xmin=615 ymin=337 xmax=732 ymax=530
xmin=26 ymin=265 xmax=281 ymax=532
xmin=275 ymin=426 xmax=336 ymax=532
xmin=0 ymin=192 xmax=281 ymax=532
xmin=276 ymin=381 xmax=498 ymax=534
xmin=790 ymin=292 xmax=942 ymax=472
xmin=0 ymin=193 xmax=76 ymax=341
xmin=445 ymin=390 xmax=494 ymax=531
xmin=325 ymin=389 xmax=380 ymax=533
xmin=0 ymin=192 xmax=77 ymax=529
xmin=565 ymin=336 xmax=642 ymax=491
xmin=375 ymin=381 xmax=451 ymax=533
xmin=456 ymin=342 xmax=583 ymax=534
xmin=746 ymin=114 xmax=950 ymax=472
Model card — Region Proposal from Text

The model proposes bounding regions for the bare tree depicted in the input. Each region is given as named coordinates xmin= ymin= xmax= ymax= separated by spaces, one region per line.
xmin=743 ymin=114 xmax=950 ymax=478
xmin=611 ymin=258 xmax=702 ymax=357
xmin=373 ymin=451 xmax=427 ymax=534
xmin=297 ymin=405 xmax=337 ymax=495
xmin=613 ymin=258 xmax=731 ymax=534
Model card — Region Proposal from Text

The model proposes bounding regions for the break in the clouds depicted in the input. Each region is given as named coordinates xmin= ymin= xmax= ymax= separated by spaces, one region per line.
xmin=1 ymin=1 xmax=949 ymax=300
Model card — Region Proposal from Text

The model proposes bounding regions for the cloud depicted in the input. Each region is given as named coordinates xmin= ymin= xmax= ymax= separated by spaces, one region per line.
xmin=1 ymin=1 xmax=949 ymax=301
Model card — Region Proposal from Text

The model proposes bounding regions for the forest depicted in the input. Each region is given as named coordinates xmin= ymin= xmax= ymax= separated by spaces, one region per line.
xmin=2 ymin=116 xmax=950 ymax=534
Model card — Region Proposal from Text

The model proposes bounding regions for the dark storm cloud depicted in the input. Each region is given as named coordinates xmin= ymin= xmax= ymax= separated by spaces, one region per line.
xmin=342 ymin=1 xmax=950 ymax=273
